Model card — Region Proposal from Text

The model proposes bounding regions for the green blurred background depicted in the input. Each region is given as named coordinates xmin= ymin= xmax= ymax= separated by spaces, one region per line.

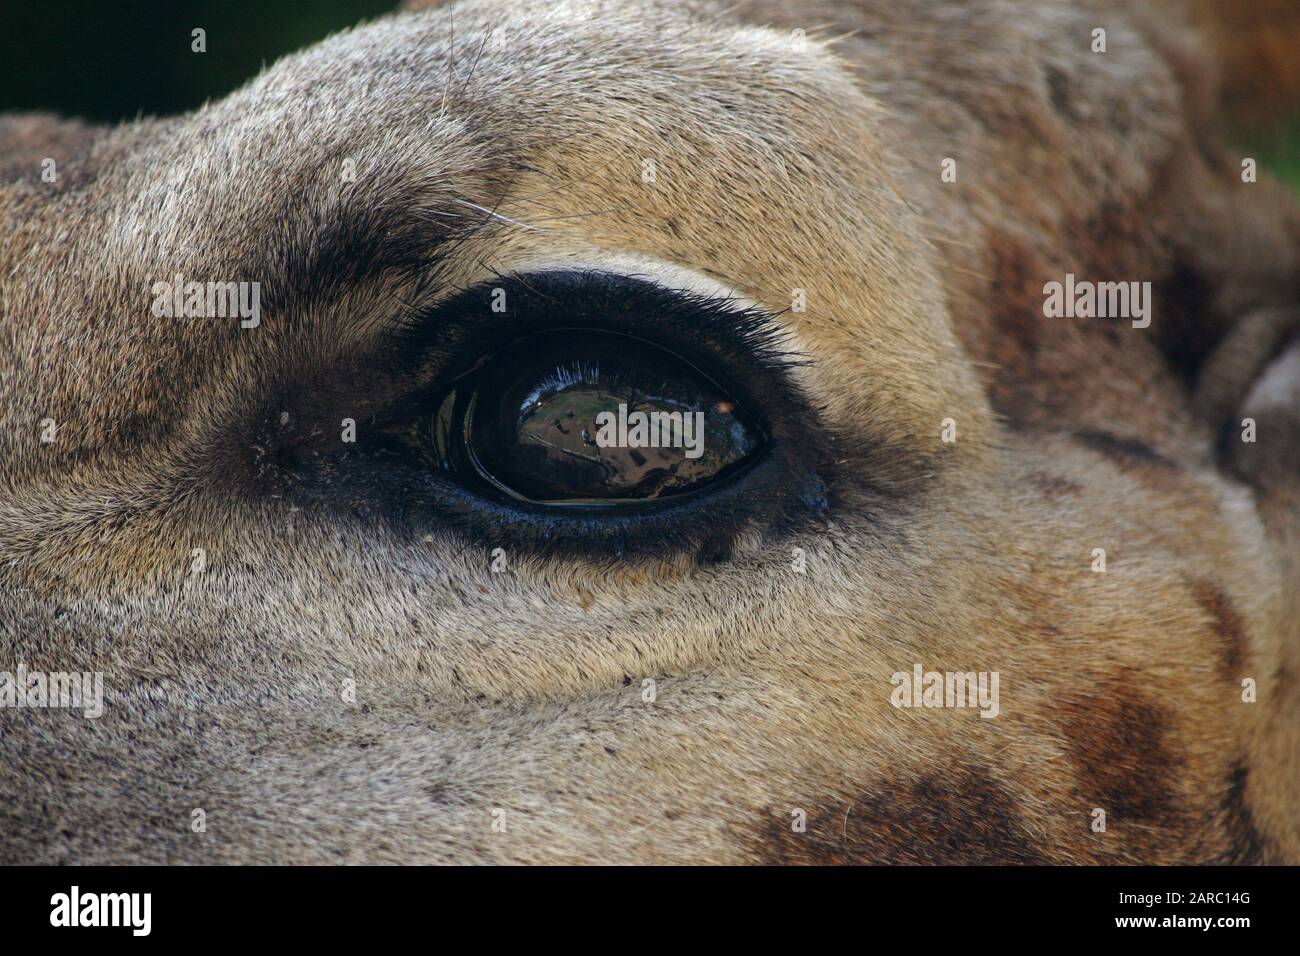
xmin=0 ymin=0 xmax=393 ymax=123
xmin=0 ymin=0 xmax=1295 ymax=189
xmin=1242 ymin=123 xmax=1300 ymax=189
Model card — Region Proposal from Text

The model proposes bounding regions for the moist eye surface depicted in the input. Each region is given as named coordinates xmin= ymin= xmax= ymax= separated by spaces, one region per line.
xmin=430 ymin=329 xmax=765 ymax=506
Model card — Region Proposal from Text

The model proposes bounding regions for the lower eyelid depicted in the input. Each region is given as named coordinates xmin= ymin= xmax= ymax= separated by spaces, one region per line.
xmin=397 ymin=440 xmax=825 ymax=562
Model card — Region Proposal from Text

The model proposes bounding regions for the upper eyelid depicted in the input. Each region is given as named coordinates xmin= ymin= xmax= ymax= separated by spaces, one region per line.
xmin=384 ymin=269 xmax=809 ymax=383
xmin=455 ymin=257 xmax=764 ymax=309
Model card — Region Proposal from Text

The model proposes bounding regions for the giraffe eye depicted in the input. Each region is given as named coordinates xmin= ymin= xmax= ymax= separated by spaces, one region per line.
xmin=429 ymin=330 xmax=765 ymax=506
xmin=356 ymin=269 xmax=830 ymax=559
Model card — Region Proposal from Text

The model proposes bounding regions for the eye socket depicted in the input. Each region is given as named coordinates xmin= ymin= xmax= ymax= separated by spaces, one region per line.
xmin=323 ymin=269 xmax=836 ymax=560
xmin=430 ymin=330 xmax=766 ymax=507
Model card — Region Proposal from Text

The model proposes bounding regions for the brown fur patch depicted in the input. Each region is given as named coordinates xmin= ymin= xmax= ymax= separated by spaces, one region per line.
xmin=983 ymin=228 xmax=1048 ymax=420
xmin=1216 ymin=763 xmax=1266 ymax=864
xmin=1056 ymin=677 xmax=1182 ymax=827
xmin=1027 ymin=471 xmax=1084 ymax=499
xmin=1073 ymin=430 xmax=1179 ymax=472
xmin=753 ymin=767 xmax=1045 ymax=865
xmin=987 ymin=228 xmax=1043 ymax=361
xmin=1189 ymin=579 xmax=1247 ymax=678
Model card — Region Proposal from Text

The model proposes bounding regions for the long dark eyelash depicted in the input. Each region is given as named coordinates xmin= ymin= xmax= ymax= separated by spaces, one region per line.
xmin=383 ymin=268 xmax=809 ymax=402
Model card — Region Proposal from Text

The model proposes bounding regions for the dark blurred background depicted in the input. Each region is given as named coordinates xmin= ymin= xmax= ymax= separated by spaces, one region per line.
xmin=0 ymin=0 xmax=393 ymax=123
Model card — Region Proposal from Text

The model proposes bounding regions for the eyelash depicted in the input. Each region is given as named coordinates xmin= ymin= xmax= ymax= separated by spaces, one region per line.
xmin=383 ymin=269 xmax=804 ymax=400
xmin=296 ymin=270 xmax=839 ymax=564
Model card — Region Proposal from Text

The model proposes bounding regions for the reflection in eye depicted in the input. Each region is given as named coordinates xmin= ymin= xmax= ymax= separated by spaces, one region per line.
xmin=430 ymin=330 xmax=765 ymax=506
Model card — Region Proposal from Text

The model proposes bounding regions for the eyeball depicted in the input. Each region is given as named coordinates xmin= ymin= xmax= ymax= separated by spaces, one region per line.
xmin=430 ymin=330 xmax=765 ymax=506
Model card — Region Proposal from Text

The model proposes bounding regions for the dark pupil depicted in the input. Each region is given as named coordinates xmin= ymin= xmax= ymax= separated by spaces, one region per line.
xmin=433 ymin=331 xmax=763 ymax=505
